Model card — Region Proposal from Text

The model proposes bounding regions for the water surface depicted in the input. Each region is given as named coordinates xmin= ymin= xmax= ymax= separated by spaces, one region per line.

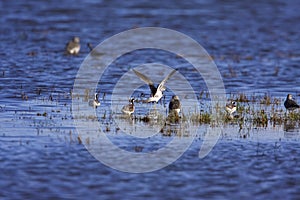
xmin=1 ymin=0 xmax=300 ymax=199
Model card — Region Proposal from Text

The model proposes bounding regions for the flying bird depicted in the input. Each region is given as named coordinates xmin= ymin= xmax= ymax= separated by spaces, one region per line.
xmin=133 ymin=69 xmax=176 ymax=103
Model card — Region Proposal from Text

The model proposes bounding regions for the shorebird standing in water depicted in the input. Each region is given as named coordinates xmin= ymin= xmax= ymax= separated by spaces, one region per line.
xmin=66 ymin=37 xmax=80 ymax=55
xmin=122 ymin=98 xmax=135 ymax=115
xmin=93 ymin=93 xmax=101 ymax=108
xmin=87 ymin=42 xmax=94 ymax=52
xmin=169 ymin=95 xmax=181 ymax=115
xmin=284 ymin=94 xmax=300 ymax=111
xmin=132 ymin=69 xmax=176 ymax=103
xmin=225 ymin=101 xmax=236 ymax=119
xmin=167 ymin=95 xmax=181 ymax=123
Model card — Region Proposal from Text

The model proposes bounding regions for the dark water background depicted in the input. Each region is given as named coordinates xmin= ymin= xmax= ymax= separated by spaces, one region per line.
xmin=1 ymin=0 xmax=300 ymax=199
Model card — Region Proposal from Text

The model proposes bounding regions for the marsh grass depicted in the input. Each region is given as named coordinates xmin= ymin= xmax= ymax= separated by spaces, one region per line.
xmin=191 ymin=112 xmax=211 ymax=124
xmin=23 ymin=90 xmax=300 ymax=140
xmin=188 ymin=93 xmax=300 ymax=129
xmin=287 ymin=112 xmax=300 ymax=121
xmin=73 ymin=92 xmax=300 ymax=134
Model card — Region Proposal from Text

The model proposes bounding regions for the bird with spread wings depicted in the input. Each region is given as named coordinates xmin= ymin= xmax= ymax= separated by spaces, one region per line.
xmin=132 ymin=69 xmax=176 ymax=103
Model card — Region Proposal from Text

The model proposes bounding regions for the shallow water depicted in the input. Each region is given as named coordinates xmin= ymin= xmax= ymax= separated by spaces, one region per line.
xmin=1 ymin=0 xmax=300 ymax=199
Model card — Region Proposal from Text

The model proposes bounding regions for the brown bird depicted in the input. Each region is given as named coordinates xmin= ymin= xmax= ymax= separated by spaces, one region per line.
xmin=169 ymin=95 xmax=181 ymax=115
xmin=66 ymin=37 xmax=80 ymax=55
xmin=122 ymin=98 xmax=135 ymax=115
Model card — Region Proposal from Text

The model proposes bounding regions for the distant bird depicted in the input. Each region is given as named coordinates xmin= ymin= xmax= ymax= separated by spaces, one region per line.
xmin=169 ymin=95 xmax=181 ymax=115
xmin=133 ymin=69 xmax=176 ymax=103
xmin=87 ymin=42 xmax=93 ymax=52
xmin=225 ymin=101 xmax=236 ymax=118
xmin=66 ymin=37 xmax=80 ymax=55
xmin=87 ymin=42 xmax=105 ymax=56
xmin=284 ymin=94 xmax=300 ymax=111
xmin=93 ymin=93 xmax=101 ymax=108
xmin=122 ymin=98 xmax=135 ymax=115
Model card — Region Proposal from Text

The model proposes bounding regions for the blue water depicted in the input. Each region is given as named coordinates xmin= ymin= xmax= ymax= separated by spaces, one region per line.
xmin=1 ymin=0 xmax=300 ymax=199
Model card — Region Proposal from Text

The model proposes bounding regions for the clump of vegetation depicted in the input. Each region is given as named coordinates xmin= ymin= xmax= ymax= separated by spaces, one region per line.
xmin=287 ymin=112 xmax=300 ymax=121
xmin=167 ymin=111 xmax=180 ymax=124
xmin=260 ymin=94 xmax=271 ymax=106
xmin=77 ymin=136 xmax=82 ymax=144
xmin=140 ymin=116 xmax=150 ymax=122
xmin=253 ymin=110 xmax=268 ymax=127
xmin=236 ymin=93 xmax=250 ymax=103
xmin=97 ymin=93 xmax=300 ymax=134
xmin=259 ymin=94 xmax=281 ymax=106
xmin=27 ymin=87 xmax=300 ymax=139
xmin=37 ymin=112 xmax=47 ymax=117
xmin=270 ymin=113 xmax=284 ymax=126
xmin=191 ymin=112 xmax=211 ymax=124
xmin=84 ymin=89 xmax=89 ymax=102
xmin=21 ymin=92 xmax=28 ymax=101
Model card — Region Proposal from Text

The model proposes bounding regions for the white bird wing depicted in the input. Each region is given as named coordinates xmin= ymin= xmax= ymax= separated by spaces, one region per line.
xmin=157 ymin=69 xmax=176 ymax=91
xmin=132 ymin=69 xmax=154 ymax=85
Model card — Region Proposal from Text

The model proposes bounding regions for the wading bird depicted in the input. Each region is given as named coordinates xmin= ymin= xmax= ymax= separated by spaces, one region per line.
xmin=122 ymin=98 xmax=135 ymax=115
xmin=284 ymin=94 xmax=300 ymax=111
xmin=87 ymin=42 xmax=94 ymax=52
xmin=225 ymin=101 xmax=236 ymax=119
xmin=169 ymin=95 xmax=181 ymax=115
xmin=93 ymin=93 xmax=101 ymax=108
xmin=66 ymin=36 xmax=80 ymax=55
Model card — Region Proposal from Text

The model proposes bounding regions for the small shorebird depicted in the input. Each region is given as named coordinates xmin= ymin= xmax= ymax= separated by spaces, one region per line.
xmin=87 ymin=42 xmax=93 ymax=52
xmin=93 ymin=93 xmax=101 ymax=108
xmin=284 ymin=94 xmax=300 ymax=111
xmin=225 ymin=101 xmax=236 ymax=118
xmin=87 ymin=42 xmax=104 ymax=56
xmin=133 ymin=69 xmax=176 ymax=103
xmin=169 ymin=95 xmax=181 ymax=115
xmin=122 ymin=98 xmax=135 ymax=115
xmin=66 ymin=37 xmax=80 ymax=55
